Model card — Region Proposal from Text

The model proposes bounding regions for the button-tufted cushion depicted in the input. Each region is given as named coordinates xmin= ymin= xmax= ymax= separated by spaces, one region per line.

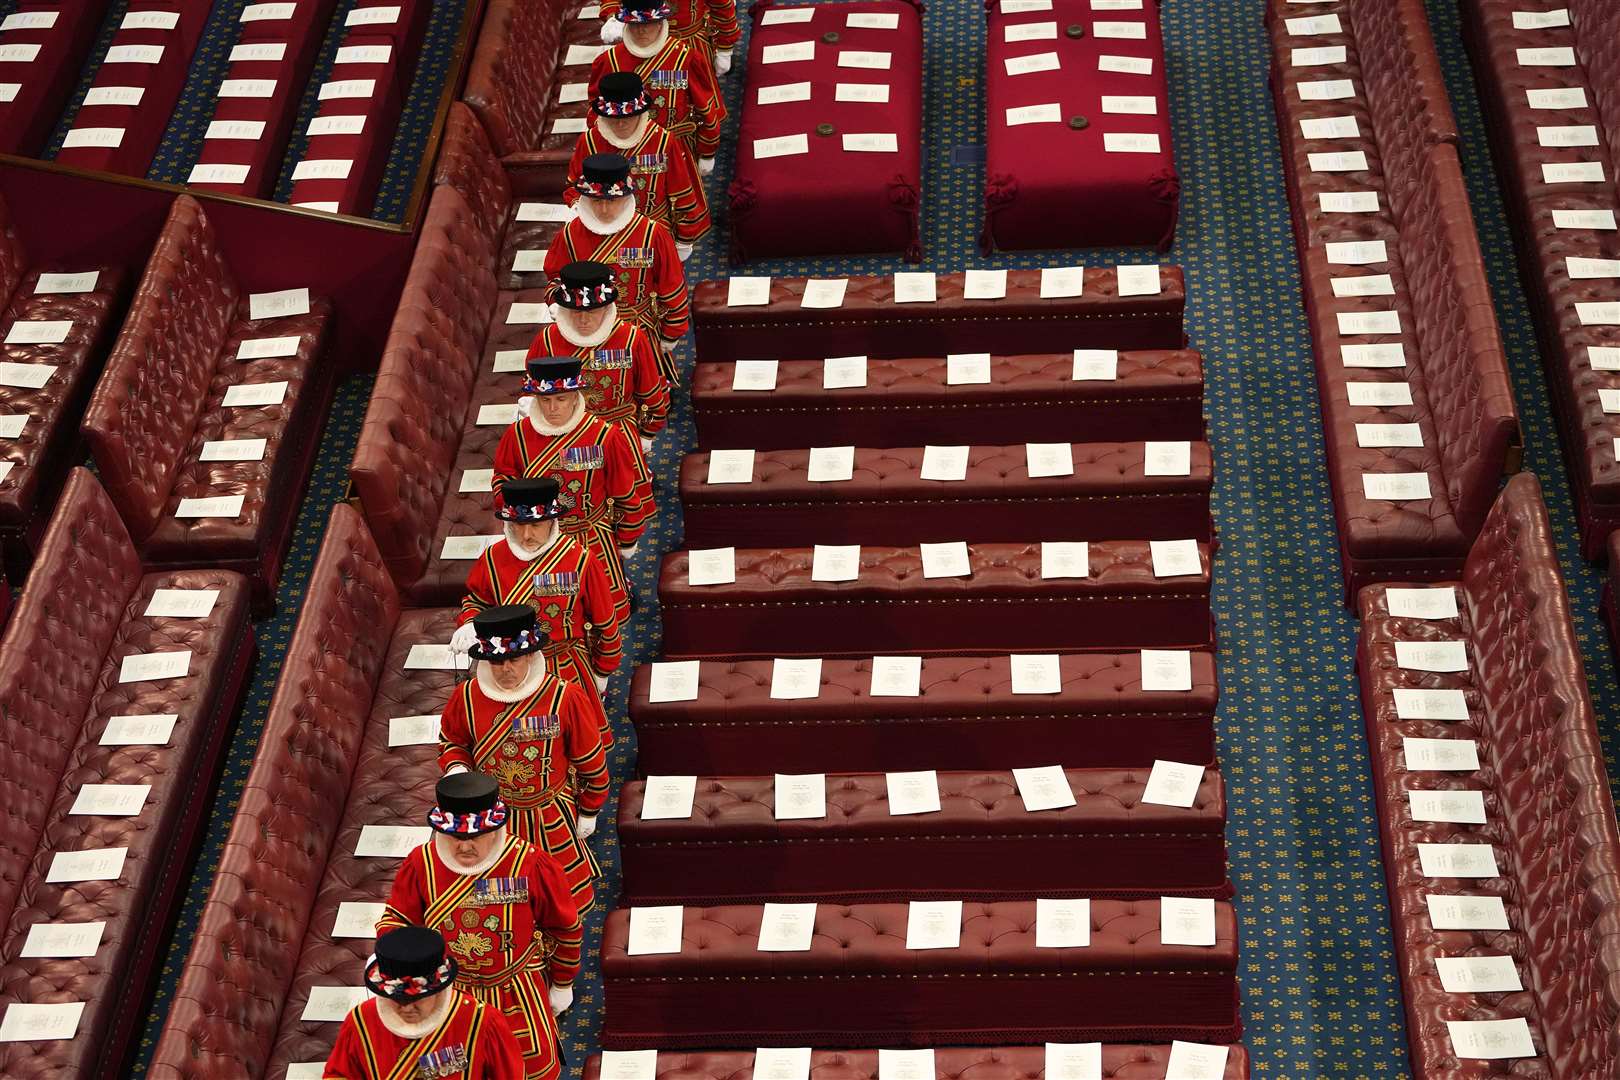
xmin=600 ymin=900 xmax=1240 ymax=1049
xmin=433 ymin=102 xmax=515 ymax=247
xmin=463 ymin=0 xmax=574 ymax=158
xmin=658 ymin=541 xmax=1213 ymax=659
xmin=678 ymin=442 xmax=1214 ymax=550
xmin=582 ymin=1046 xmax=1252 ymax=1080
xmin=617 ymin=766 xmax=1228 ymax=905
xmin=691 ymin=350 xmax=1207 ymax=450
xmin=691 ymin=268 xmax=1187 ymax=362
xmin=628 ymin=651 xmax=1219 ymax=776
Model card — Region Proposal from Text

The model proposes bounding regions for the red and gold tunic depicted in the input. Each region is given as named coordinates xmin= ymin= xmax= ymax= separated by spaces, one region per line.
xmin=455 ymin=532 xmax=622 ymax=718
xmin=322 ymin=992 xmax=523 ymax=1080
xmin=527 ymin=319 xmax=671 ymax=471
xmin=598 ymin=0 xmax=740 ymax=52
xmin=563 ymin=119 xmax=712 ymax=246
xmin=544 ymin=211 xmax=690 ymax=345
xmin=493 ymin=409 xmax=650 ymax=624
xmin=590 ymin=37 xmax=726 ymax=158
xmin=376 ymin=836 xmax=580 ymax=1080
xmin=437 ymin=668 xmax=612 ymax=884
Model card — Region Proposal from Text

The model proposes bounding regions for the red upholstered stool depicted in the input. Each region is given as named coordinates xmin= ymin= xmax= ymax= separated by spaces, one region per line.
xmin=601 ymin=900 xmax=1242 ymax=1048
xmin=583 ymin=1046 xmax=1252 ymax=1080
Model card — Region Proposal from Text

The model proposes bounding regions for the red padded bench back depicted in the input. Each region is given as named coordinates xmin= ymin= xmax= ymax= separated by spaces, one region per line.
xmin=433 ymin=101 xmax=514 ymax=247
xmin=83 ymin=195 xmax=238 ymax=543
xmin=145 ymin=503 xmax=402 ymax=1080
xmin=1569 ymin=0 xmax=1620 ymax=176
xmin=462 ymin=0 xmax=571 ymax=157
xmin=583 ymin=1047 xmax=1253 ymax=1080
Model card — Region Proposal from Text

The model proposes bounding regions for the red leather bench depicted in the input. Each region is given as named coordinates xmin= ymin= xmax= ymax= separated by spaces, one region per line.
xmin=691 ymin=267 xmax=1187 ymax=361
xmin=658 ymin=541 xmax=1214 ymax=658
xmin=730 ymin=0 xmax=924 ymax=262
xmin=690 ymin=350 xmax=1207 ymax=450
xmin=82 ymin=194 xmax=336 ymax=609
xmin=1356 ymin=474 xmax=1620 ymax=1077
xmin=678 ymin=441 xmax=1214 ymax=548
xmin=982 ymin=0 xmax=1178 ymax=252
xmin=601 ymin=900 xmax=1241 ymax=1048
xmin=0 ymin=192 xmax=129 ymax=580
xmin=144 ymin=503 xmax=458 ymax=1079
xmin=0 ymin=468 xmax=253 ymax=1078
xmin=1457 ymin=0 xmax=1620 ymax=558
xmin=617 ymin=766 xmax=1228 ymax=904
xmin=583 ymin=1046 xmax=1252 ymax=1080
xmin=0 ymin=0 xmax=108 ymax=156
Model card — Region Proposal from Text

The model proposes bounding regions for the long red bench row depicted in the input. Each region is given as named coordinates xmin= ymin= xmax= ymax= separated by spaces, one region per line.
xmin=585 ymin=1047 xmax=1252 ymax=1080
xmin=0 ymin=468 xmax=254 ymax=1077
xmin=1265 ymin=0 xmax=1522 ymax=601
xmin=1458 ymin=0 xmax=1620 ymax=558
xmin=0 ymin=0 xmax=109 ymax=157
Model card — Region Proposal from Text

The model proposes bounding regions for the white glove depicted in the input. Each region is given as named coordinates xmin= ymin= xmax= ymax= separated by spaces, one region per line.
xmin=548 ymin=986 xmax=575 ymax=1014
xmin=676 ymin=241 xmax=694 ymax=262
xmin=594 ymin=671 xmax=611 ymax=694
xmin=449 ymin=621 xmax=477 ymax=660
xmin=715 ymin=48 xmax=733 ymax=75
xmin=599 ymin=19 xmax=623 ymax=42
xmin=699 ymin=156 xmax=715 ymax=177
xmin=659 ymin=337 xmax=679 ymax=353
xmin=576 ymin=814 xmax=598 ymax=839
xmin=619 ymin=543 xmax=640 ymax=560
xmin=640 ymin=435 xmax=654 ymax=454
xmin=444 ymin=763 xmax=470 ymax=775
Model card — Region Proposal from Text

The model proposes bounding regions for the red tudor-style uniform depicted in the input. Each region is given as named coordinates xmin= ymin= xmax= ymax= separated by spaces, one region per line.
xmin=544 ymin=211 xmax=690 ymax=346
xmin=563 ymin=120 xmax=712 ymax=246
xmin=437 ymin=670 xmax=612 ymax=893
xmin=377 ymin=836 xmax=581 ymax=1080
xmin=493 ymin=409 xmax=650 ymax=624
xmin=455 ymin=533 xmax=623 ymax=717
xmin=599 ymin=0 xmax=740 ymax=54
xmin=322 ymin=992 xmax=523 ymax=1080
xmin=590 ymin=38 xmax=726 ymax=159
xmin=527 ymin=319 xmax=671 ymax=474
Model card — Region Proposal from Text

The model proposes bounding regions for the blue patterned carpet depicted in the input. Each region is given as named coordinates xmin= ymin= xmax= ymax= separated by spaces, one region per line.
xmin=120 ymin=0 xmax=1620 ymax=1076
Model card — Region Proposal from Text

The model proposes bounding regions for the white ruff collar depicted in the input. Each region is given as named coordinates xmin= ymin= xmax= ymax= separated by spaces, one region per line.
xmin=503 ymin=522 xmax=562 ymax=562
xmin=524 ymin=394 xmax=587 ymax=436
xmin=475 ymin=655 xmax=548 ymax=702
xmin=579 ymin=198 xmax=637 ymax=236
xmin=377 ymin=991 xmax=454 ymax=1039
xmin=598 ymin=113 xmax=651 ymax=150
xmin=433 ymin=826 xmax=509 ymax=878
xmin=557 ymin=304 xmax=619 ymax=347
xmin=624 ymin=22 xmax=669 ymax=58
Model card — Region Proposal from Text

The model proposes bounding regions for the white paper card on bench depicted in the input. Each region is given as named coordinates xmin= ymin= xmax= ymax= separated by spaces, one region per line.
xmin=6 ymin=320 xmax=70 ymax=344
xmin=355 ymin=825 xmax=431 ymax=857
xmin=838 ymin=50 xmax=891 ymax=68
xmin=1072 ymin=349 xmax=1119 ymax=381
xmin=1286 ymin=12 xmax=1341 ymax=33
xmin=848 ymin=11 xmax=899 ymax=27
xmin=835 ymin=82 xmax=890 ymax=104
xmin=237 ymin=335 xmax=302 ymax=360
xmin=1164 ymin=1044 xmax=1230 ymax=1080
xmin=1004 ymin=21 xmax=1056 ymax=41
xmin=319 ymin=79 xmax=374 ymax=100
xmin=1568 ymin=257 xmax=1620 ymax=278
xmin=1301 ymin=115 xmax=1358 ymax=139
xmin=822 ymin=355 xmax=867 ymax=388
xmin=0 ymin=85 xmax=16 ymax=103
xmin=223 ymin=381 xmax=287 ymax=407
xmin=199 ymin=438 xmax=268 ymax=462
xmin=105 ymin=44 xmax=163 ymax=64
xmin=1418 ymin=842 xmax=1500 ymax=878
xmin=46 ymin=848 xmax=126 ymax=883
xmin=190 ymin=164 xmax=252 ymax=185
xmin=559 ymin=82 xmax=589 ymax=103
xmin=146 ymin=588 xmax=219 ymax=619
xmin=1142 ymin=760 xmax=1204 ymax=808
xmin=1093 ymin=20 xmax=1145 ymax=37
xmin=403 ymin=644 xmax=458 ymax=670
xmin=564 ymin=43 xmax=606 ymax=64
xmin=336 ymin=44 xmax=392 ymax=64
xmin=870 ymin=655 xmax=922 ymax=697
xmin=801 ymin=278 xmax=847 ymax=308
xmin=1013 ymin=764 xmax=1075 ymax=809
xmin=1103 ymin=95 xmax=1159 ymax=115
xmin=291 ymin=158 xmax=354 ymax=182
xmin=0 ymin=363 xmax=55 ymax=388
xmin=0 ymin=1002 xmax=84 ymax=1042
xmin=475 ymin=404 xmax=519 ymax=426
xmin=231 ymin=42 xmax=286 ymax=62
xmin=0 ymin=415 xmax=25 ymax=439
xmin=301 ymin=987 xmax=370 ymax=1022
xmin=218 ymin=79 xmax=276 ymax=99
xmin=886 ymin=770 xmax=940 ymax=815
xmin=1005 ymin=51 xmax=1060 ymax=76
xmin=1001 ymin=0 xmax=1051 ymax=10
xmin=21 ymin=921 xmax=104 ymax=958
xmin=1435 ymin=955 xmax=1523 ymax=994
xmin=811 ymin=544 xmax=861 ymax=583
xmin=33 ymin=272 xmax=98 ymax=298
xmin=517 ymin=202 xmax=572 ymax=224
xmin=879 ymin=1050 xmax=936 ymax=1080
xmin=806 ymin=444 xmax=855 ymax=481
xmin=1337 ymin=309 xmax=1401 ymax=335
xmin=84 ymin=86 xmax=145 ymax=108
xmin=770 ymin=657 xmax=823 ymax=699
xmin=1092 ymin=0 xmax=1143 ymax=7
xmin=706 ymin=448 xmax=754 ymax=484
xmin=893 ymin=272 xmax=936 ymax=303
xmin=1140 ymin=649 xmax=1193 ymax=692
xmin=920 ymin=541 xmax=971 ymax=579
xmin=1552 ymin=208 xmax=1617 ymax=230
xmin=1513 ymin=8 xmax=1570 ymax=28
xmin=1150 ymin=538 xmax=1202 ymax=578
xmin=1595 ymin=347 xmax=1620 ymax=370
xmin=1347 ymin=381 xmax=1413 ymax=407
xmin=648 ymin=660 xmax=701 ymax=702
xmin=1040 ymin=266 xmax=1084 ymax=299
xmin=758 ymin=81 xmax=813 ymax=106
xmin=1363 ymin=472 xmax=1430 ymax=500
xmin=1394 ymin=639 xmax=1468 ymax=673
xmin=1325 ymin=240 xmax=1387 ymax=265
xmin=1 ymin=10 xmax=57 ymax=29
xmin=1098 ymin=54 xmax=1153 ymax=75
xmin=1160 ymin=896 xmax=1216 ymax=946
xmin=843 ymin=132 xmax=898 ymax=153
xmin=758 ymin=903 xmax=818 ymax=951
xmin=1527 ymin=86 xmax=1586 ymax=109
xmin=727 ymin=276 xmax=771 ymax=306
xmin=388 ymin=714 xmax=441 ymax=746
xmin=1601 ymin=388 xmax=1620 ymax=414
xmin=288 ymin=1060 xmax=327 ymax=1077
xmin=1321 ymin=191 xmax=1381 ymax=214
xmin=1104 ymin=132 xmax=1161 ymax=154
xmin=491 ymin=350 xmax=526 ymax=373
xmin=641 ymin=775 xmax=698 ymax=819
xmin=1386 ymin=587 xmax=1459 ymax=619
xmin=1035 ymin=898 xmax=1090 ymax=948
xmin=1299 ymin=78 xmax=1355 ymax=101
xmin=458 ymin=469 xmax=493 ymax=493
xmin=1404 ymin=737 xmax=1481 ymax=772
xmin=241 ymin=2 xmax=296 ymax=20
xmin=730 ymin=360 xmax=778 ymax=392
xmin=1026 ymin=442 xmax=1073 ymax=477
xmin=1144 ymin=440 xmax=1192 ymax=476
xmin=250 ymin=288 xmax=309 ymax=319
xmin=947 ymin=353 xmax=991 ymax=384
xmin=687 ymin=547 xmax=735 ymax=586
xmin=440 ymin=534 xmax=500 ymax=560
xmin=1309 ymin=151 xmax=1368 ymax=173
xmin=1578 ymin=302 xmax=1620 ymax=325
xmin=1446 ymin=1019 xmax=1536 ymax=1060
xmin=774 ymin=773 xmax=826 ymax=819
xmin=119 ymin=650 xmax=191 ymax=682
xmin=1010 ymin=656 xmax=1063 ymax=696
xmin=1007 ymin=103 xmax=1062 ymax=126
xmin=1427 ymin=893 xmax=1509 ymax=930
xmin=1331 ymin=273 xmax=1395 ymax=297
xmin=331 ymin=901 xmax=386 ymax=938
xmin=1408 ymin=789 xmax=1488 ymax=825
xmin=1392 ymin=687 xmax=1469 ymax=721
xmin=964 ymin=269 xmax=1007 ymax=299
xmin=1538 ymin=124 xmax=1598 ymax=147
xmin=1044 ymin=1043 xmax=1102 ymax=1080
xmin=0 ymin=43 xmax=38 ymax=63
xmin=761 ymin=41 xmax=814 ymax=64
xmin=70 ymin=783 xmax=149 ymax=816
xmin=1040 ymin=541 xmax=1089 ymax=579
xmin=905 ymin=900 xmax=962 ymax=949
xmin=1291 ymin=45 xmax=1346 ymax=67
xmin=1517 ymin=46 xmax=1575 ymax=66
xmin=1542 ymin=162 xmax=1606 ymax=185
xmin=760 ymin=7 xmax=815 ymax=22
xmin=920 ymin=444 xmax=969 ymax=481
xmin=1343 ymin=343 xmax=1407 ymax=368
xmin=1355 ymin=423 xmax=1422 ymax=448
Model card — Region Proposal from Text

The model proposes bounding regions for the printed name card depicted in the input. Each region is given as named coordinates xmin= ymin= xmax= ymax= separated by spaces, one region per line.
xmin=1026 ymin=441 xmax=1073 ymax=477
xmin=823 ymin=355 xmax=868 ymax=388
xmin=1001 ymin=0 xmax=1051 ymax=9
xmin=1332 ymin=273 xmax=1395 ymax=297
xmin=6 ymin=320 xmax=70 ymax=344
xmin=1040 ymin=541 xmax=1088 ymax=579
xmin=1408 ymin=789 xmax=1488 ymax=825
xmin=1435 ymin=955 xmax=1522 ymax=994
xmin=732 ymin=359 xmax=778 ymax=390
xmin=706 ymin=448 xmax=754 ymax=484
xmin=1005 ymin=52 xmax=1060 ymax=76
xmin=1035 ymin=897 xmax=1090 ymax=948
xmin=1299 ymin=78 xmax=1355 ymax=101
xmin=1010 ymin=654 xmax=1062 ymax=695
xmin=388 ymin=714 xmax=440 ymax=747
xmin=1512 ymin=8 xmax=1570 ymax=28
xmin=1417 ymin=842 xmax=1500 ymax=879
xmin=1363 ymin=472 xmax=1431 ymax=500
xmin=1538 ymin=124 xmax=1599 ymax=147
xmin=1291 ymin=45 xmax=1347 ymax=66
xmin=807 ymin=444 xmax=856 ymax=481
xmin=335 ymin=44 xmax=392 ymax=64
xmin=1446 ymin=1018 xmax=1536 ymax=1060
xmin=1392 ymin=687 xmax=1469 ymax=721
xmin=1149 ymin=896 xmax=1214 ymax=949
xmin=1141 ymin=649 xmax=1193 ymax=692
xmin=1337 ymin=309 xmax=1401 ymax=335
xmin=964 ymin=269 xmax=1007 ymax=299
xmin=1404 ymin=737 xmax=1481 ymax=772
xmin=870 ymin=655 xmax=923 ymax=697
xmin=1427 ymin=893 xmax=1509 ymax=930
xmin=687 ymin=547 xmax=736 ymax=586
xmin=238 ymin=335 xmax=301 ymax=359
xmin=355 ymin=824 xmax=432 ymax=857
xmin=241 ymin=2 xmax=296 ymax=20
xmin=1325 ymin=239 xmax=1388 ymax=265
xmin=920 ymin=444 xmax=969 ymax=481
xmin=801 ymin=278 xmax=848 ymax=308
xmin=762 ymin=40 xmax=815 ymax=64
xmin=564 ymin=43 xmax=605 ymax=64
xmin=1142 ymin=759 xmax=1205 ymax=807
xmin=1578 ymin=302 xmax=1620 ymax=325
xmin=1072 ymin=349 xmax=1119 ymax=381
xmin=199 ymin=437 xmax=268 ymax=462
xmin=1602 ymin=388 xmax=1620 ymax=414
xmin=761 ymin=6 xmax=815 ymax=22
xmin=947 ymin=353 xmax=991 ymax=384
xmin=319 ymin=78 xmax=375 ymax=100
xmin=1150 ymin=538 xmax=1202 ymax=578
xmin=1040 ymin=266 xmax=1084 ymax=299
xmin=1569 ymin=257 xmax=1620 ymax=278
xmin=1093 ymin=20 xmax=1146 ymax=38
xmin=774 ymin=773 xmax=826 ymax=819
xmin=1394 ymin=639 xmax=1468 ymax=673
xmin=21 ymin=921 xmax=105 ymax=958
xmin=641 ymin=775 xmax=699 ymax=819
xmin=458 ymin=469 xmax=493 ymax=493
xmin=190 ymin=164 xmax=253 ymax=185
xmin=920 ymin=540 xmax=971 ymax=578
xmin=219 ymin=79 xmax=277 ymax=98
xmin=1527 ymin=86 xmax=1586 ymax=109
xmin=1104 ymin=132 xmax=1161 ymax=154
xmin=1004 ymin=20 xmax=1055 ymax=40
xmin=758 ymin=902 xmax=818 ymax=951
xmin=758 ymin=81 xmax=811 ymax=105
xmin=1309 ymin=151 xmax=1369 ymax=173
xmin=1385 ymin=586 xmax=1458 ymax=619
xmin=1099 ymin=54 xmax=1153 ymax=75
xmin=105 ymin=44 xmax=164 ymax=64
xmin=905 ymin=900 xmax=962 ymax=949
xmin=518 ymin=201 xmax=573 ymax=222
xmin=1287 ymin=12 xmax=1341 ymax=33
xmin=331 ymin=902 xmax=386 ymax=938
xmin=811 ymin=544 xmax=861 ymax=582
xmin=879 ymin=1049 xmax=936 ymax=1080
xmin=1346 ymin=381 xmax=1413 ymax=407
xmin=770 ymin=657 xmax=823 ymax=699
xmin=119 ymin=650 xmax=190 ymax=682
xmin=1595 ymin=347 xmax=1620 ymax=370
xmin=70 ymin=783 xmax=150 ymax=816
xmin=301 ymin=986 xmax=371 ymax=1022
xmin=250 ymin=287 xmax=310 ymax=320
xmin=1552 ymin=208 xmax=1617 ymax=230
xmin=475 ymin=404 xmax=519 ymax=426
xmin=1103 ymin=95 xmax=1159 ymax=115
xmin=1355 ymin=423 xmax=1422 ymax=448
xmin=1164 ymin=1043 xmax=1230 ymax=1080
xmin=838 ymin=50 xmax=892 ymax=68
xmin=1144 ymin=440 xmax=1192 ymax=476
xmin=403 ymin=643 xmax=458 ymax=670
xmin=291 ymin=159 xmax=353 ymax=182
xmin=559 ymin=82 xmax=589 ymax=103
xmin=35 ymin=271 xmax=98 ymax=296
xmin=101 ymin=713 xmax=178 ymax=746
xmin=231 ymin=42 xmax=287 ymax=62
xmin=47 ymin=847 xmax=127 ymax=883
xmin=440 ymin=534 xmax=501 ymax=560
xmin=88 ymin=86 xmax=147 ymax=108
xmin=1044 ymin=1043 xmax=1102 ymax=1080
xmin=754 ymin=1051 xmax=813 ymax=1080
xmin=648 ymin=660 xmax=702 ymax=702
xmin=893 ymin=272 xmax=936 ymax=303
xmin=491 ymin=349 xmax=526 ymax=373
xmin=1013 ymin=764 xmax=1075 ymax=810
xmin=886 ymin=770 xmax=940 ymax=815
xmin=2 ymin=10 xmax=57 ymax=29
xmin=1546 ymin=160 xmax=1604 ymax=183
xmin=287 ymin=1065 xmax=327 ymax=1080
xmin=0 ymin=415 xmax=25 ymax=439
xmin=0 ymin=1002 xmax=84 ymax=1043
xmin=0 ymin=362 xmax=56 ymax=388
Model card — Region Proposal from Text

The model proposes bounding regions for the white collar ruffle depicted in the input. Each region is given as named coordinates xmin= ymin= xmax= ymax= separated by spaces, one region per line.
xmin=503 ymin=521 xmax=562 ymax=562
xmin=432 ymin=826 xmax=509 ymax=879
xmin=578 ymin=197 xmax=638 ymax=236
xmin=523 ymin=393 xmax=587 ymax=436
xmin=475 ymin=654 xmax=548 ymax=702
xmin=377 ymin=990 xmax=454 ymax=1039
xmin=556 ymin=303 xmax=619 ymax=348
xmin=598 ymin=113 xmax=651 ymax=150
xmin=623 ymin=21 xmax=669 ymax=58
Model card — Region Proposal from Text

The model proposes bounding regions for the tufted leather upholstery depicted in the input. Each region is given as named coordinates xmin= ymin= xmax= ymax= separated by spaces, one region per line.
xmin=0 ymin=468 xmax=253 ymax=1078
xmin=679 ymin=442 xmax=1213 ymax=549
xmin=659 ymin=541 xmax=1212 ymax=658
xmin=582 ymin=1046 xmax=1251 ymax=1080
xmin=146 ymin=504 xmax=459 ymax=1079
xmin=691 ymin=268 xmax=1188 ymax=361
xmin=433 ymin=102 xmax=515 ymax=248
xmin=1356 ymin=475 xmax=1620 ymax=1078
xmin=617 ymin=767 xmax=1228 ymax=904
xmin=629 ymin=652 xmax=1219 ymax=776
xmin=1568 ymin=0 xmax=1620 ymax=172
xmin=462 ymin=0 xmax=575 ymax=158
xmin=600 ymin=899 xmax=1240 ymax=1048
xmin=691 ymin=350 xmax=1207 ymax=449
